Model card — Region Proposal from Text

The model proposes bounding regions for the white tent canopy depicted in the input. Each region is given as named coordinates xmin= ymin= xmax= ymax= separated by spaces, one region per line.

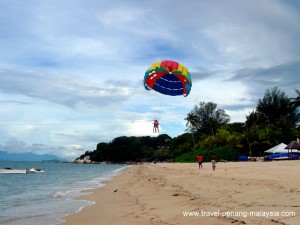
xmin=265 ymin=143 xmax=300 ymax=154
xmin=265 ymin=143 xmax=287 ymax=153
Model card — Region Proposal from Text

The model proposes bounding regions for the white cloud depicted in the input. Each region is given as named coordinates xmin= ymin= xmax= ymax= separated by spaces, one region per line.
xmin=97 ymin=7 xmax=146 ymax=26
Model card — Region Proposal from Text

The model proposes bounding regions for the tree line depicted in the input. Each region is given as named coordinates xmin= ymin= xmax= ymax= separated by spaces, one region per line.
xmin=77 ymin=87 xmax=300 ymax=163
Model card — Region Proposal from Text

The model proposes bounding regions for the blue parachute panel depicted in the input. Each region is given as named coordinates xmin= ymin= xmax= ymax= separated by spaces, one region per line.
xmin=152 ymin=74 xmax=184 ymax=96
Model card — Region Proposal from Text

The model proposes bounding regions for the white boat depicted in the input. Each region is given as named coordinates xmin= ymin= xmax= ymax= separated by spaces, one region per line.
xmin=0 ymin=168 xmax=27 ymax=174
xmin=29 ymin=168 xmax=45 ymax=173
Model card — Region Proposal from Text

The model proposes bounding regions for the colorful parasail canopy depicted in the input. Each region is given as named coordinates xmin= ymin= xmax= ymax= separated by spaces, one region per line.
xmin=144 ymin=60 xmax=192 ymax=97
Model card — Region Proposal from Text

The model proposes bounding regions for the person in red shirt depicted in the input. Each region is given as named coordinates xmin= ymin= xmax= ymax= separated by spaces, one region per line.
xmin=153 ymin=119 xmax=159 ymax=133
xmin=197 ymin=154 xmax=203 ymax=169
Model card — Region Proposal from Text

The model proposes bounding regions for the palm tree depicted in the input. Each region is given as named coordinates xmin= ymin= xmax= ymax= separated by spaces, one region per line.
xmin=290 ymin=89 xmax=300 ymax=110
xmin=185 ymin=113 xmax=197 ymax=147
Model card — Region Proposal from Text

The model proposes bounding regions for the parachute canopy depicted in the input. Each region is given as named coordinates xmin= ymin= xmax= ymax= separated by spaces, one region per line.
xmin=144 ymin=60 xmax=192 ymax=97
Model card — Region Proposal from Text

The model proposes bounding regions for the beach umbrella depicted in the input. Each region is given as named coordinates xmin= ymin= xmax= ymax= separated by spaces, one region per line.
xmin=285 ymin=141 xmax=300 ymax=149
xmin=284 ymin=141 xmax=300 ymax=158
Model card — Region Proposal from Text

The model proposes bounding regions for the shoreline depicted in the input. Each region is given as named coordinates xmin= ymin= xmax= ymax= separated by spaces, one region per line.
xmin=61 ymin=161 xmax=300 ymax=225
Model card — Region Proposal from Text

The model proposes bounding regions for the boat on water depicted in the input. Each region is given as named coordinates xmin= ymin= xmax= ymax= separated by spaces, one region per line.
xmin=0 ymin=167 xmax=27 ymax=174
xmin=29 ymin=168 xmax=45 ymax=173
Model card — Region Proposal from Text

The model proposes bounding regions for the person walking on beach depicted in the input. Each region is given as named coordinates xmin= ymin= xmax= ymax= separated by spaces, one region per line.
xmin=211 ymin=154 xmax=217 ymax=171
xmin=197 ymin=154 xmax=203 ymax=169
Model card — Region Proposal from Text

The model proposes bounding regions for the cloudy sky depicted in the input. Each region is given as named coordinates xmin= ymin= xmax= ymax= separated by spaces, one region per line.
xmin=0 ymin=0 xmax=299 ymax=160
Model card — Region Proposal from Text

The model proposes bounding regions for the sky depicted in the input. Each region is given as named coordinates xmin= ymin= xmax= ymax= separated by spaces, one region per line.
xmin=0 ymin=0 xmax=300 ymax=160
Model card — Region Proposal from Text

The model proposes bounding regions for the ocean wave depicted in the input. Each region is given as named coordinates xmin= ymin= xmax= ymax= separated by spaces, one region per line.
xmin=52 ymin=191 xmax=70 ymax=198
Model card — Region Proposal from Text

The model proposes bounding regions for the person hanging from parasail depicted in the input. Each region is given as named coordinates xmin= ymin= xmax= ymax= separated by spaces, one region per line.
xmin=144 ymin=60 xmax=192 ymax=133
xmin=153 ymin=119 xmax=159 ymax=133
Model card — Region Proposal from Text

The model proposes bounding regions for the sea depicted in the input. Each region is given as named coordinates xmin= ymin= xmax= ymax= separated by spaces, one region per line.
xmin=0 ymin=161 xmax=129 ymax=225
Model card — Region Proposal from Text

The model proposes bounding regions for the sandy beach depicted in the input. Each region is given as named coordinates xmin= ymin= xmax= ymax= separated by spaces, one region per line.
xmin=61 ymin=161 xmax=299 ymax=225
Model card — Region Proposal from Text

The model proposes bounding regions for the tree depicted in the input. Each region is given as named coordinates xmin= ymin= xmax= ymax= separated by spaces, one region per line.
xmin=185 ymin=102 xmax=230 ymax=137
xmin=109 ymin=136 xmax=142 ymax=162
xmin=168 ymin=133 xmax=194 ymax=158
xmin=290 ymin=89 xmax=300 ymax=110
xmin=290 ymin=89 xmax=300 ymax=126
xmin=77 ymin=134 xmax=174 ymax=163
xmin=199 ymin=128 xmax=240 ymax=149
xmin=243 ymin=87 xmax=300 ymax=155
xmin=92 ymin=142 xmax=109 ymax=161
xmin=256 ymin=87 xmax=297 ymax=125
xmin=225 ymin=122 xmax=245 ymax=134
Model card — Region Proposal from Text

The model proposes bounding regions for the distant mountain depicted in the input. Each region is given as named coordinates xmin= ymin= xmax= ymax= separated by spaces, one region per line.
xmin=0 ymin=150 xmax=67 ymax=162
